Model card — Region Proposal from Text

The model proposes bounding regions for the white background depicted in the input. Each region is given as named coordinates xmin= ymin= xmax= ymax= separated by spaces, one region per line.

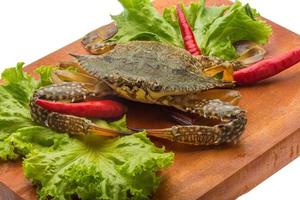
xmin=0 ymin=0 xmax=299 ymax=199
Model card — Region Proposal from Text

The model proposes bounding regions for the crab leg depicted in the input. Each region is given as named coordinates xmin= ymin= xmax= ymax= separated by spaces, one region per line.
xmin=145 ymin=98 xmax=246 ymax=146
xmin=30 ymin=82 xmax=128 ymax=137
xmin=168 ymin=89 xmax=241 ymax=125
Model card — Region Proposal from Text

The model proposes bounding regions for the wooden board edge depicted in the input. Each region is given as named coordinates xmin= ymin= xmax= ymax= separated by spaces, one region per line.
xmin=0 ymin=182 xmax=24 ymax=200
xmin=199 ymin=128 xmax=300 ymax=200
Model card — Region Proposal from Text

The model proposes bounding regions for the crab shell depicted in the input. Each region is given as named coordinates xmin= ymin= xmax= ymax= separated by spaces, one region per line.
xmin=74 ymin=41 xmax=235 ymax=103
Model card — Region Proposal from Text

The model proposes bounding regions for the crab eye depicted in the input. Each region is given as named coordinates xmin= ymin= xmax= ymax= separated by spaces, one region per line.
xmin=152 ymin=83 xmax=162 ymax=91
xmin=104 ymin=74 xmax=116 ymax=84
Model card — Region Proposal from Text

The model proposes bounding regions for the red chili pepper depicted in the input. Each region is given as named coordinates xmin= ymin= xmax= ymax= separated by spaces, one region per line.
xmin=36 ymin=99 xmax=126 ymax=119
xmin=176 ymin=4 xmax=201 ymax=55
xmin=234 ymin=48 xmax=300 ymax=85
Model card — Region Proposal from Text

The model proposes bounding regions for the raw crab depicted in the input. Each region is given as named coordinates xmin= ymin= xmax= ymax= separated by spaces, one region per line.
xmin=30 ymin=40 xmax=247 ymax=146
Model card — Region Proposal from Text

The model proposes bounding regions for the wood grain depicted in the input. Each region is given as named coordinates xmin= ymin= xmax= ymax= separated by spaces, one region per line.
xmin=1 ymin=0 xmax=300 ymax=199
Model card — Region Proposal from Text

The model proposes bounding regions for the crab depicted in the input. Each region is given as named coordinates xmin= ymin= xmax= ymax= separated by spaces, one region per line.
xmin=30 ymin=39 xmax=247 ymax=146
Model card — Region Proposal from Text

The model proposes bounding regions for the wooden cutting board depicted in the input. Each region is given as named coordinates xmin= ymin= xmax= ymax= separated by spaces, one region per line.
xmin=1 ymin=0 xmax=300 ymax=199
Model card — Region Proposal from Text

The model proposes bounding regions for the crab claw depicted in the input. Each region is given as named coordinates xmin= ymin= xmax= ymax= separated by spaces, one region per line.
xmin=30 ymin=82 xmax=131 ymax=137
xmin=144 ymin=99 xmax=246 ymax=146
xmin=235 ymin=41 xmax=266 ymax=65
xmin=82 ymin=22 xmax=118 ymax=55
xmin=47 ymin=112 xmax=130 ymax=137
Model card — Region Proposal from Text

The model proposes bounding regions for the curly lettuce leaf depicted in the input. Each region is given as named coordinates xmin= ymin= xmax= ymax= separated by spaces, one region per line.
xmin=109 ymin=0 xmax=182 ymax=46
xmin=1 ymin=126 xmax=71 ymax=160
xmin=199 ymin=1 xmax=272 ymax=59
xmin=1 ymin=62 xmax=39 ymax=106
xmin=0 ymin=92 xmax=34 ymax=159
xmin=193 ymin=0 xmax=228 ymax=43
xmin=35 ymin=65 xmax=58 ymax=87
xmin=24 ymin=132 xmax=173 ymax=200
xmin=0 ymin=63 xmax=39 ymax=159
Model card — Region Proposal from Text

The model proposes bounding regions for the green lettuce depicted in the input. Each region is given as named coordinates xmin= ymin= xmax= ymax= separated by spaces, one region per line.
xmin=198 ymin=1 xmax=272 ymax=59
xmin=0 ymin=63 xmax=39 ymax=159
xmin=1 ymin=62 xmax=39 ymax=106
xmin=0 ymin=63 xmax=173 ymax=199
xmin=24 ymin=132 xmax=172 ymax=200
xmin=163 ymin=0 xmax=227 ymax=38
xmin=35 ymin=65 xmax=58 ymax=87
xmin=111 ymin=0 xmax=272 ymax=60
xmin=109 ymin=0 xmax=182 ymax=46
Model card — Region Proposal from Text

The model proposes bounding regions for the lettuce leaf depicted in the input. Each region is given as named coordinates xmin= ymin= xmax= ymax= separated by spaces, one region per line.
xmin=198 ymin=1 xmax=272 ymax=59
xmin=0 ymin=63 xmax=39 ymax=159
xmin=35 ymin=65 xmax=58 ymax=87
xmin=0 ymin=64 xmax=173 ymax=199
xmin=109 ymin=0 xmax=182 ymax=46
xmin=111 ymin=0 xmax=271 ymax=60
xmin=192 ymin=0 xmax=228 ymax=44
xmin=24 ymin=132 xmax=173 ymax=200
xmin=1 ymin=62 xmax=39 ymax=107
xmin=1 ymin=126 xmax=71 ymax=160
